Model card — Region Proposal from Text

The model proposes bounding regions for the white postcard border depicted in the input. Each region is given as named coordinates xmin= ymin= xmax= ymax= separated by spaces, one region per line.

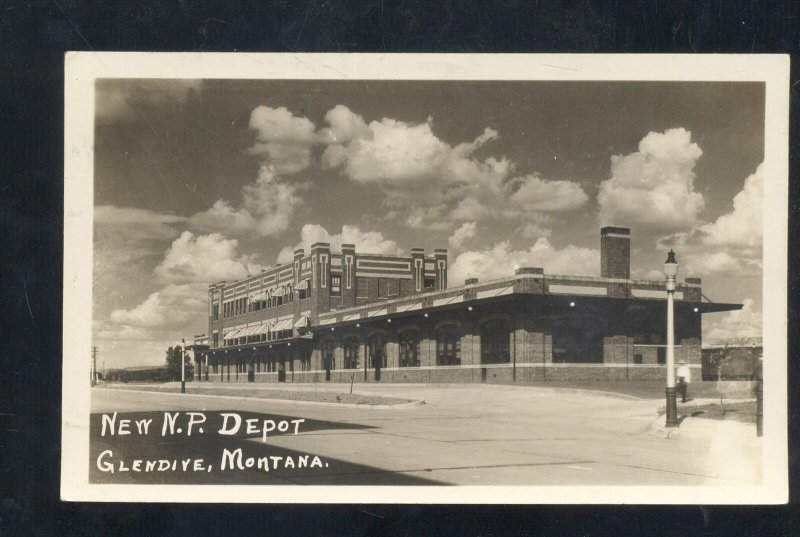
xmin=62 ymin=52 xmax=789 ymax=504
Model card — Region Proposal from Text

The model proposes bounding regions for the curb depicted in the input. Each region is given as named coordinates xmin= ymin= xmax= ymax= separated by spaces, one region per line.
xmin=106 ymin=381 xmax=642 ymax=401
xmin=94 ymin=387 xmax=425 ymax=410
xmin=655 ymin=397 xmax=757 ymax=414
xmin=648 ymin=416 xmax=681 ymax=439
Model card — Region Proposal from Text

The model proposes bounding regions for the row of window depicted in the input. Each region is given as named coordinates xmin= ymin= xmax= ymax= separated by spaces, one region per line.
xmin=209 ymin=351 xmax=313 ymax=373
xmin=217 ymin=329 xmax=294 ymax=348
xmin=217 ymin=285 xmax=311 ymax=320
xmin=213 ymin=272 xmax=438 ymax=320
xmin=319 ymin=320 xmax=510 ymax=370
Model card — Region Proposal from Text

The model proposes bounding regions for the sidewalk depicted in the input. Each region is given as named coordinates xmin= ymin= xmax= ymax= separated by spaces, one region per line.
xmin=113 ymin=380 xmax=643 ymax=401
xmin=649 ymin=408 xmax=758 ymax=442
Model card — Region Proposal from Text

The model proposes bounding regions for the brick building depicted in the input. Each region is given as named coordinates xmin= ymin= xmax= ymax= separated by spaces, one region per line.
xmin=192 ymin=227 xmax=741 ymax=384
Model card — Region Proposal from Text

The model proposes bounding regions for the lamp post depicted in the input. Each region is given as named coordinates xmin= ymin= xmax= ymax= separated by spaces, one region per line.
xmin=181 ymin=338 xmax=186 ymax=394
xmin=664 ymin=250 xmax=679 ymax=427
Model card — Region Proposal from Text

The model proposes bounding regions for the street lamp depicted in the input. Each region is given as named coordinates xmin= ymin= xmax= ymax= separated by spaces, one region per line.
xmin=181 ymin=338 xmax=186 ymax=394
xmin=664 ymin=250 xmax=679 ymax=427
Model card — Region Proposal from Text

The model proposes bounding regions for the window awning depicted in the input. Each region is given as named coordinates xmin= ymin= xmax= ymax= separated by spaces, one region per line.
xmin=225 ymin=328 xmax=242 ymax=339
xmin=297 ymin=278 xmax=310 ymax=291
xmin=294 ymin=315 xmax=310 ymax=329
xmin=272 ymin=318 xmax=293 ymax=331
xmin=272 ymin=286 xmax=286 ymax=297
xmin=240 ymin=325 xmax=258 ymax=337
xmin=254 ymin=322 xmax=271 ymax=335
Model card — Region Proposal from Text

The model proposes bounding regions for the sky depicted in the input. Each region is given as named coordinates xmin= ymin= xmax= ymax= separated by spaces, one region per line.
xmin=92 ymin=79 xmax=765 ymax=369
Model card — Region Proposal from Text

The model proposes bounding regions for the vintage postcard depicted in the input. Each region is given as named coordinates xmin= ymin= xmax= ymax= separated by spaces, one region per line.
xmin=62 ymin=53 xmax=788 ymax=503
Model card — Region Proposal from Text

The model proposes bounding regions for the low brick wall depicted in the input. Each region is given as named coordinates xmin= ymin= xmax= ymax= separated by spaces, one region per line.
xmin=207 ymin=364 xmax=681 ymax=384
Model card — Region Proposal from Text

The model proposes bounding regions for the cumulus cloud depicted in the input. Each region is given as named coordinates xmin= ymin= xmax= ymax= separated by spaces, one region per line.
xmin=322 ymin=115 xmax=456 ymax=186
xmin=450 ymin=238 xmax=600 ymax=284
xmin=187 ymin=106 xmax=324 ymax=237
xmin=448 ymin=222 xmax=477 ymax=250
xmin=657 ymin=162 xmax=763 ymax=276
xmin=598 ymin=128 xmax=705 ymax=233
xmin=200 ymin=103 xmax=588 ymax=233
xmin=517 ymin=220 xmax=553 ymax=240
xmin=96 ymin=79 xmax=202 ymax=124
xmin=318 ymin=104 xmax=371 ymax=144
xmin=154 ymin=231 xmax=263 ymax=284
xmin=108 ymin=283 xmax=207 ymax=331
xmin=189 ymin=168 xmax=302 ymax=237
xmin=248 ymin=105 xmax=319 ymax=174
xmin=188 ymin=106 xmax=319 ymax=238
xmin=697 ymin=163 xmax=763 ymax=249
xmin=276 ymin=224 xmax=403 ymax=265
xmin=507 ymin=174 xmax=589 ymax=212
xmin=680 ymin=251 xmax=762 ymax=276
xmin=101 ymin=230 xmax=262 ymax=349
xmin=704 ymin=298 xmax=762 ymax=344
xmin=319 ymin=106 xmax=586 ymax=229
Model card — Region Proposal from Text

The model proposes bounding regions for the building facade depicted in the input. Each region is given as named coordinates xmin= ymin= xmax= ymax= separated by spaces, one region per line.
xmin=193 ymin=227 xmax=741 ymax=384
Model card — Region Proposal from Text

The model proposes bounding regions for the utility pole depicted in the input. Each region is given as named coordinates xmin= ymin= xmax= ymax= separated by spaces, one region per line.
xmin=181 ymin=338 xmax=186 ymax=393
xmin=664 ymin=250 xmax=679 ymax=428
xmin=91 ymin=346 xmax=98 ymax=386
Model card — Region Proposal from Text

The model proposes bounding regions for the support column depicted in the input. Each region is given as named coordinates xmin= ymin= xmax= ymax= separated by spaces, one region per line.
xmin=387 ymin=324 xmax=399 ymax=369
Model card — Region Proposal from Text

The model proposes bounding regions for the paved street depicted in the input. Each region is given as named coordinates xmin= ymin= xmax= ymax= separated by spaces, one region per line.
xmin=91 ymin=384 xmax=762 ymax=486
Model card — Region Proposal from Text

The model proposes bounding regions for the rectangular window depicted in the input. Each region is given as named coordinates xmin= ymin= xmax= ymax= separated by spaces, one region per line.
xmin=657 ymin=347 xmax=666 ymax=365
xmin=331 ymin=274 xmax=341 ymax=295
xmin=424 ymin=277 xmax=436 ymax=289
xmin=212 ymin=333 xmax=219 ymax=348
xmin=634 ymin=354 xmax=643 ymax=365
xmin=212 ymin=304 xmax=219 ymax=320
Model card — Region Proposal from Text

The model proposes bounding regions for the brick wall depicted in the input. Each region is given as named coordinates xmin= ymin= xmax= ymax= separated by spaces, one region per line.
xmin=600 ymin=226 xmax=630 ymax=279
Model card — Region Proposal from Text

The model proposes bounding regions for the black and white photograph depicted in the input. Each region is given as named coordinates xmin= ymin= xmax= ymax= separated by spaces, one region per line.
xmin=61 ymin=53 xmax=788 ymax=503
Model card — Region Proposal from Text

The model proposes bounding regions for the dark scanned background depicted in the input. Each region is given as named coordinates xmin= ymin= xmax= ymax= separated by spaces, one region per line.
xmin=1 ymin=2 xmax=798 ymax=536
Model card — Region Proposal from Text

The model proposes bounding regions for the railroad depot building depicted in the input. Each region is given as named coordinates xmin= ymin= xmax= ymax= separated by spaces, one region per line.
xmin=193 ymin=227 xmax=741 ymax=384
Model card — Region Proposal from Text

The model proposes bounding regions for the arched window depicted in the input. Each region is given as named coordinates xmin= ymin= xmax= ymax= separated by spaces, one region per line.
xmin=436 ymin=324 xmax=461 ymax=366
xmin=398 ymin=330 xmax=421 ymax=367
xmin=322 ymin=340 xmax=335 ymax=370
xmin=480 ymin=318 xmax=511 ymax=364
xmin=367 ymin=333 xmax=387 ymax=369
xmin=343 ymin=337 xmax=360 ymax=369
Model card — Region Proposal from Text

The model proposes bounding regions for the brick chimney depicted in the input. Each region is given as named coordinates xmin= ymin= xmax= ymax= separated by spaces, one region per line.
xmin=600 ymin=227 xmax=630 ymax=279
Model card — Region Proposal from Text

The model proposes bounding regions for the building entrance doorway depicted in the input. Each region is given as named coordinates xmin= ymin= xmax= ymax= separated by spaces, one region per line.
xmin=322 ymin=340 xmax=334 ymax=382
xmin=278 ymin=355 xmax=286 ymax=382
xmin=368 ymin=333 xmax=387 ymax=382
